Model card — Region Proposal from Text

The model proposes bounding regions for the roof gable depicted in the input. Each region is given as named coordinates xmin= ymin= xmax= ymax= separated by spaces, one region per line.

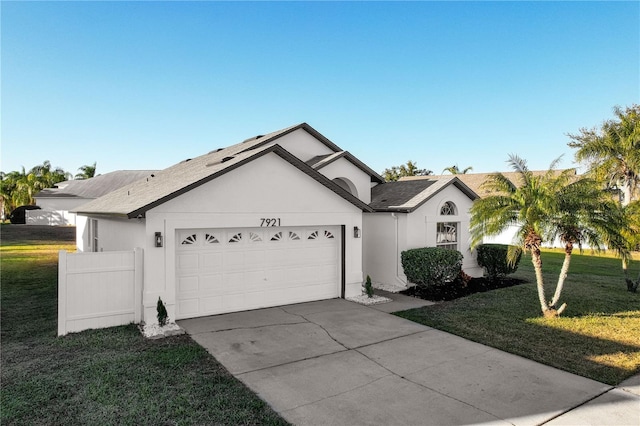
xmin=308 ymin=151 xmax=385 ymax=183
xmin=369 ymin=176 xmax=478 ymax=212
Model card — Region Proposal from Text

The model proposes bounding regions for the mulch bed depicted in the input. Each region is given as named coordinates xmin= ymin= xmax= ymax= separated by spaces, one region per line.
xmin=401 ymin=276 xmax=527 ymax=301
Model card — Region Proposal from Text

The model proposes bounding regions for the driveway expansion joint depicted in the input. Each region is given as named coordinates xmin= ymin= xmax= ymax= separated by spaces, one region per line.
xmin=354 ymin=342 xmax=508 ymax=425
xmin=185 ymin=320 xmax=308 ymax=335
xmin=280 ymin=374 xmax=394 ymax=414
xmin=538 ymin=387 xmax=615 ymax=425
xmin=235 ymin=348 xmax=349 ymax=376
xmin=279 ymin=307 xmax=349 ymax=351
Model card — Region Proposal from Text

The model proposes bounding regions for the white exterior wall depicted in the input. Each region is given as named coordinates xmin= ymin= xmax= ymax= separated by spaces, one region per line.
xmin=363 ymin=212 xmax=408 ymax=287
xmin=266 ymin=128 xmax=335 ymax=162
xmin=143 ymin=153 xmax=363 ymax=324
xmin=76 ymin=215 xmax=146 ymax=253
xmin=27 ymin=210 xmax=77 ymax=226
xmin=31 ymin=197 xmax=91 ymax=226
xmin=363 ymin=185 xmax=482 ymax=289
xmin=316 ymin=157 xmax=372 ymax=204
xmin=416 ymin=185 xmax=482 ymax=277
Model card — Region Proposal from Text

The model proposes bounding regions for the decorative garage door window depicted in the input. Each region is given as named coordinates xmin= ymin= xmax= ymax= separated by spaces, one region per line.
xmin=205 ymin=233 xmax=219 ymax=244
xmin=437 ymin=201 xmax=458 ymax=250
xmin=181 ymin=234 xmax=197 ymax=245
xmin=176 ymin=228 xmax=337 ymax=249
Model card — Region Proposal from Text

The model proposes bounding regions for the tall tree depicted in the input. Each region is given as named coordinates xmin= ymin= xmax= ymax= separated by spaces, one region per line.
xmin=30 ymin=161 xmax=71 ymax=188
xmin=76 ymin=162 xmax=97 ymax=180
xmin=622 ymin=200 xmax=640 ymax=292
xmin=382 ymin=160 xmax=432 ymax=182
xmin=568 ymin=104 xmax=640 ymax=206
xmin=470 ymin=155 xmax=629 ymax=318
xmin=0 ymin=161 xmax=70 ymax=211
xmin=442 ymin=165 xmax=473 ymax=174
xmin=569 ymin=105 xmax=640 ymax=288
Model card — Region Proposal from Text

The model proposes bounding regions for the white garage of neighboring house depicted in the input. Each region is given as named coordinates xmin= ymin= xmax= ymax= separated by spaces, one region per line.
xmin=67 ymin=123 xmax=482 ymax=331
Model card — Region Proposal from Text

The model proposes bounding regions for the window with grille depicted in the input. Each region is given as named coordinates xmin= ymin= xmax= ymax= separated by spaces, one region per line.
xmin=437 ymin=201 xmax=458 ymax=250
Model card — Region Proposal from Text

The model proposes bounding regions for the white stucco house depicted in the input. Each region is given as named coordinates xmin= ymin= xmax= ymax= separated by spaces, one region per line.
xmin=73 ymin=123 xmax=481 ymax=325
xmin=33 ymin=170 xmax=157 ymax=225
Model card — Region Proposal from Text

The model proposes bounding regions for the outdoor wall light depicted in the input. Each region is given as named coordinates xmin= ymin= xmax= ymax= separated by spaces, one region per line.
xmin=155 ymin=232 xmax=163 ymax=248
xmin=353 ymin=226 xmax=361 ymax=238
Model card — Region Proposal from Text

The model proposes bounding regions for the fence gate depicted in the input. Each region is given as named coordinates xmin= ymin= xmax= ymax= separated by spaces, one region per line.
xmin=58 ymin=248 xmax=143 ymax=336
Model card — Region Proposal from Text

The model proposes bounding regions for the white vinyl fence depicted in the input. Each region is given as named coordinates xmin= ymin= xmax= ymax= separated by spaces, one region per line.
xmin=58 ymin=248 xmax=143 ymax=336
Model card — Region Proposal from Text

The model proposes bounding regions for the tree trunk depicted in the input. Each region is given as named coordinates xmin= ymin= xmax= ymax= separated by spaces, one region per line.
xmin=551 ymin=243 xmax=573 ymax=308
xmin=621 ymin=180 xmax=632 ymax=207
xmin=531 ymin=247 xmax=549 ymax=316
xmin=622 ymin=256 xmax=639 ymax=292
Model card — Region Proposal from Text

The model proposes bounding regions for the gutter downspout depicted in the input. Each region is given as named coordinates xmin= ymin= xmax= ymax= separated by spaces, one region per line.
xmin=392 ymin=213 xmax=407 ymax=286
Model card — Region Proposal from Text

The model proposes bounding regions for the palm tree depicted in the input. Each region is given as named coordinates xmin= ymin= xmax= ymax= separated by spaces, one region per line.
xmin=30 ymin=161 xmax=70 ymax=187
xmin=382 ymin=160 xmax=432 ymax=182
xmin=621 ymin=200 xmax=640 ymax=292
xmin=442 ymin=165 xmax=473 ymax=174
xmin=76 ymin=162 xmax=97 ymax=180
xmin=568 ymin=104 xmax=640 ymax=206
xmin=470 ymin=155 xmax=629 ymax=318
xmin=12 ymin=167 xmax=43 ymax=207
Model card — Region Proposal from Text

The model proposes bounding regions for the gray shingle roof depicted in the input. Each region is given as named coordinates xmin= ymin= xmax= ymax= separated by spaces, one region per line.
xmin=370 ymin=176 xmax=478 ymax=212
xmin=36 ymin=170 xmax=158 ymax=199
xmin=74 ymin=124 xmax=375 ymax=217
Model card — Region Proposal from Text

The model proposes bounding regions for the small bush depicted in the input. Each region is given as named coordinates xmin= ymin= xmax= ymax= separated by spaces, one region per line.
xmin=401 ymin=247 xmax=463 ymax=290
xmin=157 ymin=297 xmax=168 ymax=326
xmin=476 ymin=244 xmax=523 ymax=280
xmin=364 ymin=275 xmax=374 ymax=298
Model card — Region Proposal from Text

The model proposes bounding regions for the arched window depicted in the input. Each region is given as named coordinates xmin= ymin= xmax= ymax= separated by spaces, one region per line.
xmin=437 ymin=201 xmax=458 ymax=250
xmin=332 ymin=177 xmax=358 ymax=198
xmin=440 ymin=201 xmax=457 ymax=216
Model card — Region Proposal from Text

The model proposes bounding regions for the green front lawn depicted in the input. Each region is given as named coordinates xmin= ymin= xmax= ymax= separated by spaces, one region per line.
xmin=1 ymin=225 xmax=288 ymax=426
xmin=396 ymin=250 xmax=640 ymax=385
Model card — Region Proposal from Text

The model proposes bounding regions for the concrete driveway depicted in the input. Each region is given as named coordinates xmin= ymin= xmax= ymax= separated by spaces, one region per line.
xmin=178 ymin=297 xmax=638 ymax=426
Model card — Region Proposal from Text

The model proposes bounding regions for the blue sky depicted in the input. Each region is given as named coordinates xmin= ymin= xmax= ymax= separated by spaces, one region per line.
xmin=2 ymin=1 xmax=638 ymax=177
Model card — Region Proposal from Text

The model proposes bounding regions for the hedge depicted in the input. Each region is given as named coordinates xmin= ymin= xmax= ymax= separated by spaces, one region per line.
xmin=476 ymin=244 xmax=523 ymax=280
xmin=401 ymin=247 xmax=463 ymax=289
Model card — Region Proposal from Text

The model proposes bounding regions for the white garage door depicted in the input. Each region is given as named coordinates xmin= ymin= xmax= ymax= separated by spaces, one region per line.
xmin=176 ymin=226 xmax=341 ymax=319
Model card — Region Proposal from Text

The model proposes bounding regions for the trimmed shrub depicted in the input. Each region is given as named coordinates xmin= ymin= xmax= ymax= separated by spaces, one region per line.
xmin=401 ymin=247 xmax=463 ymax=290
xmin=157 ymin=297 xmax=168 ymax=326
xmin=364 ymin=275 xmax=374 ymax=298
xmin=476 ymin=244 xmax=523 ymax=280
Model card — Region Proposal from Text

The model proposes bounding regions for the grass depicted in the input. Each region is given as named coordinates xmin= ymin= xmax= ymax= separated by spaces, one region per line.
xmin=396 ymin=249 xmax=640 ymax=386
xmin=1 ymin=225 xmax=289 ymax=426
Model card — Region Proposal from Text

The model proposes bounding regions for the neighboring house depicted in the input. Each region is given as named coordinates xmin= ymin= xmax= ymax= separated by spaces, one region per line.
xmin=73 ymin=123 xmax=481 ymax=325
xmin=364 ymin=178 xmax=482 ymax=288
xmin=33 ymin=170 xmax=157 ymax=225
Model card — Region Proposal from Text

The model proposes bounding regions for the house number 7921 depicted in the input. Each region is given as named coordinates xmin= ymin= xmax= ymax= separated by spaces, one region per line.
xmin=260 ymin=218 xmax=281 ymax=227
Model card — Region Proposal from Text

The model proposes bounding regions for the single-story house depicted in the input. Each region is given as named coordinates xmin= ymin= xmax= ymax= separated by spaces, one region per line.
xmin=74 ymin=123 xmax=481 ymax=325
xmin=33 ymin=170 xmax=157 ymax=225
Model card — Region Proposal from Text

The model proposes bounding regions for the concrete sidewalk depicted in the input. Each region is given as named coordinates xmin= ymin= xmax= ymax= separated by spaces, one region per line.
xmin=179 ymin=297 xmax=639 ymax=425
